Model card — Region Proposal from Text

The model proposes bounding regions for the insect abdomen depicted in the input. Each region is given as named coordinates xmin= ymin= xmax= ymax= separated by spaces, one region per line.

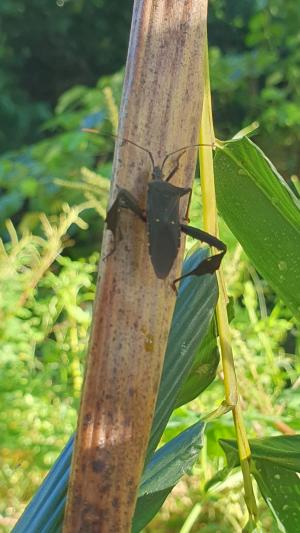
xmin=147 ymin=182 xmax=182 ymax=279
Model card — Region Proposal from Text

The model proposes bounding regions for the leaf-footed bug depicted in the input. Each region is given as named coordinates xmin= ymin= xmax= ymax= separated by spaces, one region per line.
xmin=83 ymin=129 xmax=227 ymax=290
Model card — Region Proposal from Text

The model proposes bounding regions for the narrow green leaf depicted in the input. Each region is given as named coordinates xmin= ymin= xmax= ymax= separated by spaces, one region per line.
xmin=253 ymin=460 xmax=300 ymax=533
xmin=214 ymin=137 xmax=300 ymax=319
xmin=219 ymin=435 xmax=300 ymax=533
xmin=132 ymin=421 xmax=205 ymax=533
xmin=145 ymin=248 xmax=219 ymax=459
xmin=175 ymin=320 xmax=219 ymax=408
xmin=221 ymin=435 xmax=300 ymax=472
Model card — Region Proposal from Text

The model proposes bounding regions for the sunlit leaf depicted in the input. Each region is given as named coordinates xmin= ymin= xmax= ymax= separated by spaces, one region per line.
xmin=219 ymin=435 xmax=300 ymax=533
xmin=132 ymin=422 xmax=205 ymax=533
xmin=214 ymin=137 xmax=300 ymax=319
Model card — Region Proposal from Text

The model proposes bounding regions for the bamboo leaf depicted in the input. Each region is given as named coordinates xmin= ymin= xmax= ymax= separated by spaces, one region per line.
xmin=174 ymin=320 xmax=219 ymax=408
xmin=219 ymin=436 xmax=300 ymax=533
xmin=214 ymin=137 xmax=300 ymax=319
xmin=132 ymin=422 xmax=205 ymax=533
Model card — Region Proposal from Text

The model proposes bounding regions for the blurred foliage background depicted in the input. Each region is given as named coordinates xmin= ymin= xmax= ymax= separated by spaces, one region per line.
xmin=0 ymin=0 xmax=299 ymax=531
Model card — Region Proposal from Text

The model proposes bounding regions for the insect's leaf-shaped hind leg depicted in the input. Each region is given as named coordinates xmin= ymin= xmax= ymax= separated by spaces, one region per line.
xmin=172 ymin=224 xmax=227 ymax=290
xmin=105 ymin=188 xmax=146 ymax=258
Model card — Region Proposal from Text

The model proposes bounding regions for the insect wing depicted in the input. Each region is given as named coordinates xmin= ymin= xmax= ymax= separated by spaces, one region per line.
xmin=147 ymin=182 xmax=182 ymax=279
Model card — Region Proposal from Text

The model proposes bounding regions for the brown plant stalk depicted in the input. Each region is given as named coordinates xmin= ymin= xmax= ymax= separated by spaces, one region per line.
xmin=63 ymin=1 xmax=208 ymax=531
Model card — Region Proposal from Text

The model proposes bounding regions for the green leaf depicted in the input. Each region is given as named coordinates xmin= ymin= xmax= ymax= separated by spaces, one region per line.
xmin=55 ymin=85 xmax=88 ymax=115
xmin=132 ymin=421 xmax=205 ymax=533
xmin=219 ymin=435 xmax=300 ymax=533
xmin=253 ymin=460 xmax=300 ymax=533
xmin=174 ymin=319 xmax=219 ymax=408
xmin=145 ymin=249 xmax=219 ymax=459
xmin=214 ymin=137 xmax=300 ymax=319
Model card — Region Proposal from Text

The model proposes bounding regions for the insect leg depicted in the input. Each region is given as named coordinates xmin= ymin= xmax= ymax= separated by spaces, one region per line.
xmin=172 ymin=224 xmax=227 ymax=290
xmin=182 ymin=188 xmax=192 ymax=223
xmin=105 ymin=188 xmax=146 ymax=257
xmin=165 ymin=150 xmax=187 ymax=182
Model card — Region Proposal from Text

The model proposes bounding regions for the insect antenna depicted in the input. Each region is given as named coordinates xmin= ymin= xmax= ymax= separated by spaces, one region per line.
xmin=82 ymin=128 xmax=155 ymax=171
xmin=161 ymin=142 xmax=214 ymax=174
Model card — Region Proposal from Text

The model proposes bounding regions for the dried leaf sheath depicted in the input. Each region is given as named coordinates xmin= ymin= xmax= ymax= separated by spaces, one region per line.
xmin=63 ymin=1 xmax=208 ymax=531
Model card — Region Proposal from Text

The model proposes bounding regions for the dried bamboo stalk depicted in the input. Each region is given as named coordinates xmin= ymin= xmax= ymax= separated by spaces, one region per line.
xmin=63 ymin=1 xmax=208 ymax=531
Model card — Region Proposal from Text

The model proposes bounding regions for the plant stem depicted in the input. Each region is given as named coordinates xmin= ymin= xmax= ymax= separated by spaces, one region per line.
xmin=198 ymin=37 xmax=258 ymax=523
xmin=63 ymin=2 xmax=209 ymax=531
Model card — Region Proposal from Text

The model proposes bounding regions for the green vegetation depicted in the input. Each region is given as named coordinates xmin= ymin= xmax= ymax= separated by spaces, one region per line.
xmin=1 ymin=1 xmax=299 ymax=531
xmin=0 ymin=0 xmax=130 ymax=150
